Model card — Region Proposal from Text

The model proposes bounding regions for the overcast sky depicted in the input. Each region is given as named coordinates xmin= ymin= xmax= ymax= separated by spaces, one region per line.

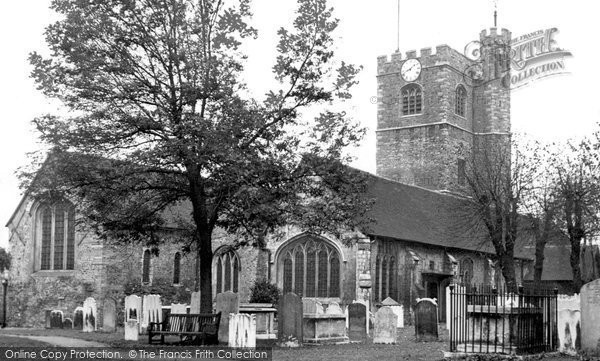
xmin=0 ymin=0 xmax=597 ymax=249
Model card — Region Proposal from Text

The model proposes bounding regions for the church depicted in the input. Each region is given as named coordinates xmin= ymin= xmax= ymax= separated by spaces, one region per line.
xmin=6 ymin=27 xmax=549 ymax=328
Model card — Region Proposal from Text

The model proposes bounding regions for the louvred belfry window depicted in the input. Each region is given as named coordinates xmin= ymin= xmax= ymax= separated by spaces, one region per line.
xmin=401 ymin=84 xmax=423 ymax=115
xmin=280 ymin=236 xmax=341 ymax=298
xmin=455 ymin=85 xmax=467 ymax=117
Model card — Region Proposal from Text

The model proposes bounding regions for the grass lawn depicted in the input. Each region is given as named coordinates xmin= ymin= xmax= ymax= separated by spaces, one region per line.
xmin=0 ymin=335 xmax=51 ymax=347
xmin=0 ymin=326 xmax=581 ymax=361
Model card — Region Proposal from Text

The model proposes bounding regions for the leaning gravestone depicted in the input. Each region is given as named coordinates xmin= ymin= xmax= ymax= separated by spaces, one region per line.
xmin=277 ymin=293 xmax=303 ymax=347
xmin=103 ymin=298 xmax=117 ymax=332
xmin=373 ymin=307 xmax=397 ymax=344
xmin=216 ymin=291 xmax=239 ymax=344
xmin=348 ymin=303 xmax=367 ymax=342
xmin=190 ymin=291 xmax=201 ymax=314
xmin=415 ymin=298 xmax=438 ymax=341
xmin=50 ymin=310 xmax=64 ymax=329
xmin=73 ymin=307 xmax=84 ymax=330
xmin=581 ymin=279 xmax=600 ymax=356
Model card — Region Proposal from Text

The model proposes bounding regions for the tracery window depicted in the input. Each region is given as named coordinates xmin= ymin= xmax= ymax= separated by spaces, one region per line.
xmin=38 ymin=202 xmax=75 ymax=271
xmin=455 ymin=85 xmax=467 ymax=117
xmin=401 ymin=84 xmax=423 ymax=115
xmin=460 ymin=257 xmax=474 ymax=285
xmin=213 ymin=248 xmax=239 ymax=294
xmin=374 ymin=255 xmax=396 ymax=302
xmin=280 ymin=236 xmax=341 ymax=298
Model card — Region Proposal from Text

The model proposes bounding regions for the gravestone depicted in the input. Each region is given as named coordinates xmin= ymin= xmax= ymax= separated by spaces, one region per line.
xmin=415 ymin=298 xmax=438 ymax=341
xmin=303 ymin=299 xmax=324 ymax=315
xmin=50 ymin=310 xmax=64 ymax=329
xmin=44 ymin=310 xmax=52 ymax=329
xmin=103 ymin=298 xmax=117 ymax=332
xmin=171 ymin=303 xmax=188 ymax=315
xmin=326 ymin=302 xmax=343 ymax=315
xmin=142 ymin=294 xmax=162 ymax=332
xmin=124 ymin=295 xmax=142 ymax=341
xmin=373 ymin=307 xmax=397 ymax=344
xmin=277 ymin=293 xmax=303 ymax=347
xmin=73 ymin=307 xmax=84 ymax=330
xmin=581 ymin=279 xmax=600 ymax=356
xmin=381 ymin=297 xmax=404 ymax=328
xmin=83 ymin=297 xmax=97 ymax=332
xmin=63 ymin=318 xmax=73 ymax=329
xmin=215 ymin=291 xmax=239 ymax=344
xmin=348 ymin=303 xmax=367 ymax=341
xmin=558 ymin=308 xmax=581 ymax=355
xmin=190 ymin=291 xmax=201 ymax=314
xmin=125 ymin=320 xmax=139 ymax=341
xmin=228 ymin=313 xmax=256 ymax=348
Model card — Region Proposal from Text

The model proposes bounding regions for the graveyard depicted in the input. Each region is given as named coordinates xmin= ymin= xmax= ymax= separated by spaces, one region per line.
xmin=0 ymin=286 xmax=592 ymax=361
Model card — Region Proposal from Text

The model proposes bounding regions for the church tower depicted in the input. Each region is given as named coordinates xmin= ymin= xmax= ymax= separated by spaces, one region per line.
xmin=375 ymin=28 xmax=511 ymax=192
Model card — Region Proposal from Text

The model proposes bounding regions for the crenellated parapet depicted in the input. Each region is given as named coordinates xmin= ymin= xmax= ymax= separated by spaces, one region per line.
xmin=377 ymin=44 xmax=475 ymax=76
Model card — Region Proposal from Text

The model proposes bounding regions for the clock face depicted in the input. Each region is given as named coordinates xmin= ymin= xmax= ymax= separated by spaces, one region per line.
xmin=401 ymin=58 xmax=422 ymax=82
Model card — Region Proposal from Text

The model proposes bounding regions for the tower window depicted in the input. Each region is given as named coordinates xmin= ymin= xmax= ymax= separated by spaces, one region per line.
xmin=401 ymin=84 xmax=422 ymax=115
xmin=455 ymin=85 xmax=467 ymax=117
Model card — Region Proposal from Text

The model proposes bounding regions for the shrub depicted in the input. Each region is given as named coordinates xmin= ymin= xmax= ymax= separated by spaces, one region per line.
xmin=249 ymin=280 xmax=280 ymax=304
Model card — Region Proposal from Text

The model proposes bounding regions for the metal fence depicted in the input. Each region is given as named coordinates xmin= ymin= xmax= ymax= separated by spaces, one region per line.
xmin=448 ymin=284 xmax=558 ymax=355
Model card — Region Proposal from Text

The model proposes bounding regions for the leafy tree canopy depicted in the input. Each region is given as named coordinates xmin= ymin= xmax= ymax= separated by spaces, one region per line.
xmin=24 ymin=0 xmax=371 ymax=311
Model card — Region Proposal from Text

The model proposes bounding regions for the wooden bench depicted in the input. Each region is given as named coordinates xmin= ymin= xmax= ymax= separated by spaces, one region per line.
xmin=148 ymin=312 xmax=221 ymax=345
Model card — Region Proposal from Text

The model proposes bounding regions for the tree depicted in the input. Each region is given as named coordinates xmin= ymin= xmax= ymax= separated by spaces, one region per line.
xmin=25 ymin=0 xmax=370 ymax=312
xmin=551 ymin=135 xmax=600 ymax=291
xmin=0 ymin=248 xmax=10 ymax=273
xmin=459 ymin=136 xmax=539 ymax=291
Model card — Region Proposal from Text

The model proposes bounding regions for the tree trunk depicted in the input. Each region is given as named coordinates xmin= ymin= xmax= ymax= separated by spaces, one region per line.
xmin=500 ymin=253 xmax=518 ymax=292
xmin=533 ymin=213 xmax=552 ymax=282
xmin=569 ymin=233 xmax=583 ymax=292
xmin=198 ymin=231 xmax=213 ymax=313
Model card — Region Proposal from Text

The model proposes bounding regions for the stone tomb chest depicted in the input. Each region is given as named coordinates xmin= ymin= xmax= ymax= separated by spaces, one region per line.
xmin=302 ymin=299 xmax=348 ymax=344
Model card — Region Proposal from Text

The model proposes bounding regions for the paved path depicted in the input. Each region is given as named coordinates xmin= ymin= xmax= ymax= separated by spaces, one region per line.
xmin=3 ymin=334 xmax=109 ymax=347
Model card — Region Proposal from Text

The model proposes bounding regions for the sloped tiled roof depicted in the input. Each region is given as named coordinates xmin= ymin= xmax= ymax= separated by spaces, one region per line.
xmin=361 ymin=174 xmax=533 ymax=258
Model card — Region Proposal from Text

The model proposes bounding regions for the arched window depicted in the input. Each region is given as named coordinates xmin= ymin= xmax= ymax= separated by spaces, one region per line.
xmin=173 ymin=252 xmax=181 ymax=285
xmin=460 ymin=257 xmax=474 ymax=285
xmin=455 ymin=85 xmax=467 ymax=117
xmin=142 ymin=249 xmax=151 ymax=284
xmin=278 ymin=236 xmax=342 ymax=298
xmin=401 ymin=84 xmax=422 ymax=115
xmin=213 ymin=248 xmax=240 ymax=294
xmin=374 ymin=254 xmax=396 ymax=302
xmin=37 ymin=202 xmax=75 ymax=271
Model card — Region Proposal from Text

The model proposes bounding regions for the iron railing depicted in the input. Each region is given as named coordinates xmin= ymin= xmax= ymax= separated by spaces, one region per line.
xmin=449 ymin=284 xmax=558 ymax=355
